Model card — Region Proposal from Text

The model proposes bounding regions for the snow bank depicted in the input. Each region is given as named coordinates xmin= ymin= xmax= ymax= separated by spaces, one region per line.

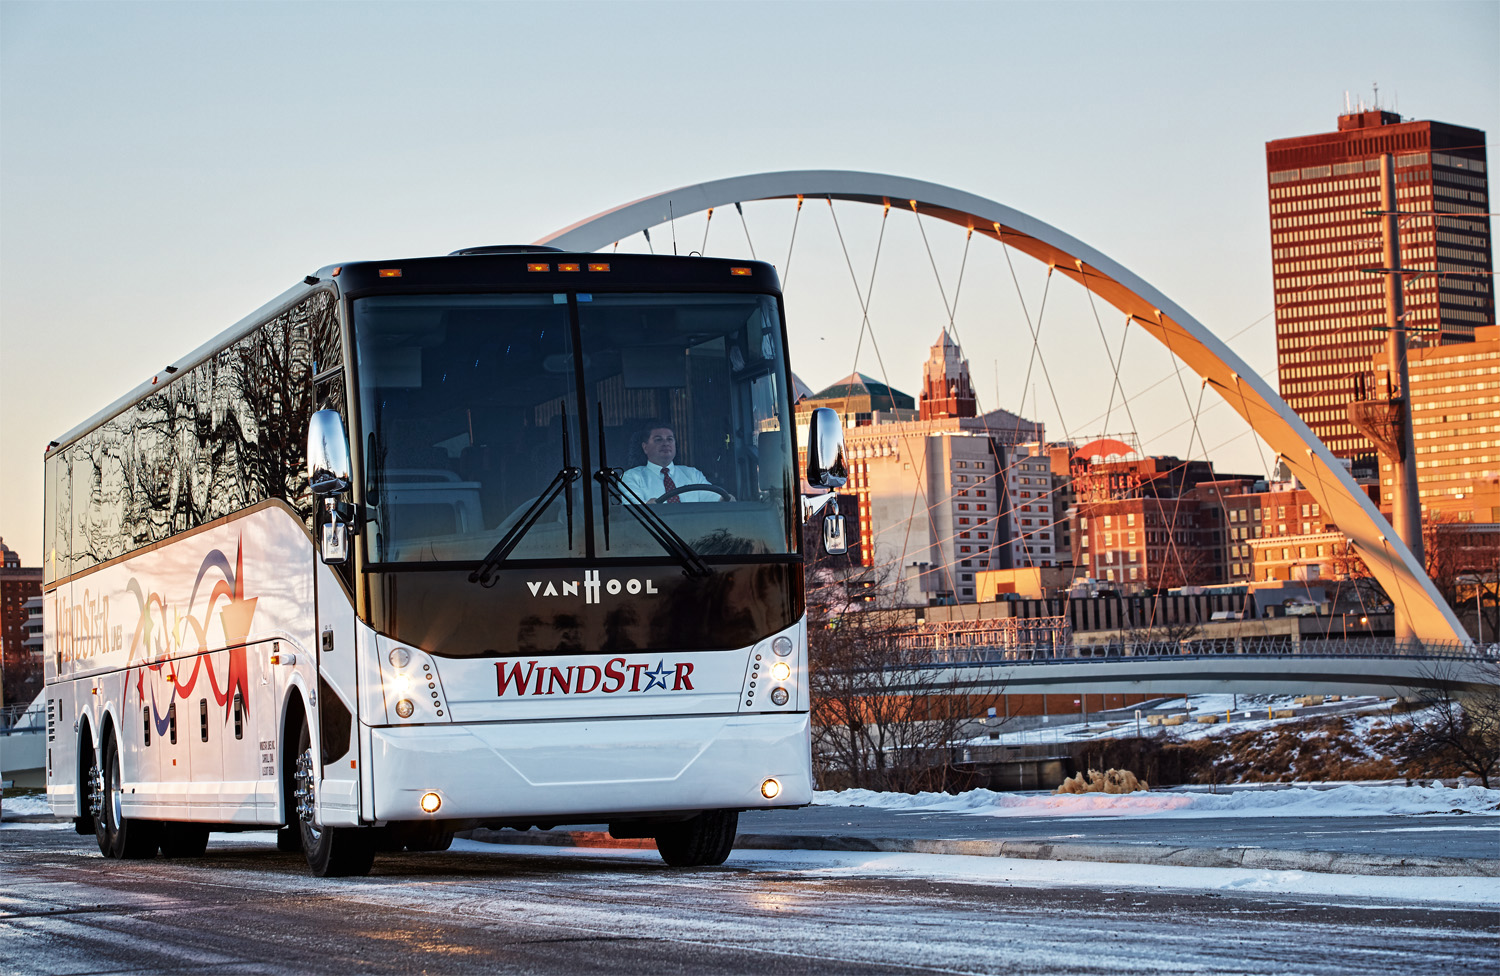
xmin=448 ymin=839 xmax=1500 ymax=908
xmin=814 ymin=783 xmax=1500 ymax=819
xmin=1 ymin=794 xmax=52 ymax=816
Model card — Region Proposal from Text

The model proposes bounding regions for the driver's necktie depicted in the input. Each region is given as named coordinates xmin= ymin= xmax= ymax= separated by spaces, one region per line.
xmin=660 ymin=466 xmax=680 ymax=503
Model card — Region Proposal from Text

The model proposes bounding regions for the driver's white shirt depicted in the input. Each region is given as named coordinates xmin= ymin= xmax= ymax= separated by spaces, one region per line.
xmin=621 ymin=462 xmax=717 ymax=503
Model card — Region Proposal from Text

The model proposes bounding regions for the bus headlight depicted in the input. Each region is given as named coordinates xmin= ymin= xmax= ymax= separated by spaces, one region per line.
xmin=389 ymin=647 xmax=411 ymax=668
xmin=395 ymin=699 xmax=415 ymax=718
xmin=772 ymin=636 xmax=793 ymax=657
xmin=420 ymin=792 xmax=442 ymax=814
xmin=770 ymin=661 xmax=791 ymax=681
xmin=760 ymin=778 xmax=781 ymax=799
xmin=770 ymin=687 xmax=789 ymax=706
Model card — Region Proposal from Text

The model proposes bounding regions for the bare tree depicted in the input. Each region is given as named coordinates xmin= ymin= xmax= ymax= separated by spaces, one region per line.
xmin=804 ymin=516 xmax=987 ymax=793
xmin=1405 ymin=657 xmax=1500 ymax=788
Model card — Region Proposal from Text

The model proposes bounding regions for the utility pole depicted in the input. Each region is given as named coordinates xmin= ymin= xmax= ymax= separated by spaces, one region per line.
xmin=1380 ymin=152 xmax=1425 ymax=578
xmin=1350 ymin=153 xmax=1426 ymax=641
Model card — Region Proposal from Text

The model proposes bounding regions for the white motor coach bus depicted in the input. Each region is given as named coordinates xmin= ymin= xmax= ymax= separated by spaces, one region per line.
xmin=42 ymin=247 xmax=849 ymax=876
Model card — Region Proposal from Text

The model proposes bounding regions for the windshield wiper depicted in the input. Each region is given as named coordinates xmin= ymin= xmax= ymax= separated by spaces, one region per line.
xmin=469 ymin=406 xmax=580 ymax=588
xmin=594 ymin=467 xmax=711 ymax=578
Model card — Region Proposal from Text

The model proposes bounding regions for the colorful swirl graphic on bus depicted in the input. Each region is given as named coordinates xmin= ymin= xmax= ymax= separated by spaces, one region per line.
xmin=121 ymin=537 xmax=259 ymax=730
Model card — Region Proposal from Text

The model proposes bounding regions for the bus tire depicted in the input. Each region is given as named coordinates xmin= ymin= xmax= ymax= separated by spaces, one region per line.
xmin=95 ymin=733 xmax=160 ymax=860
xmin=159 ymin=822 xmax=211 ymax=858
xmin=654 ymin=810 xmax=737 ymax=867
xmin=75 ymin=737 xmax=97 ymax=836
xmin=294 ymin=722 xmax=374 ymax=877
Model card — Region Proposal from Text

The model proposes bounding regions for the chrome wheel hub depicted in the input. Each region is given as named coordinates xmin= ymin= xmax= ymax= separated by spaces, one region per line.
xmin=294 ymin=748 xmax=319 ymax=834
xmin=87 ymin=762 xmax=104 ymax=819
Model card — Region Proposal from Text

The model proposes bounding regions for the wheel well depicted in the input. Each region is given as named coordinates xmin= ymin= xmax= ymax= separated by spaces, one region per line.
xmin=280 ymin=693 xmax=308 ymax=826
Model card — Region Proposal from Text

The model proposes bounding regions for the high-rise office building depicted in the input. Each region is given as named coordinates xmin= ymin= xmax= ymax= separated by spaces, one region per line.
xmin=1266 ymin=110 xmax=1492 ymax=468
xmin=1373 ymin=324 xmax=1500 ymax=518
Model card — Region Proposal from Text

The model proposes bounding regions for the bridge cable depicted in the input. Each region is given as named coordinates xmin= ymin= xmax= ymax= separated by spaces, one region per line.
xmin=826 ymin=197 xmax=960 ymax=600
xmin=1154 ymin=320 xmax=1217 ymax=596
xmin=913 ymin=210 xmax=1027 ymax=581
xmin=700 ymin=208 xmax=714 ymax=256
xmin=1000 ymin=247 xmax=1074 ymax=449
xmin=782 ymin=196 xmax=805 ymax=290
xmin=734 ymin=202 xmax=757 ymax=260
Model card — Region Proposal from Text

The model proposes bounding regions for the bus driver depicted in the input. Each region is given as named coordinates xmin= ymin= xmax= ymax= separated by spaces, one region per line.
xmin=622 ymin=423 xmax=721 ymax=503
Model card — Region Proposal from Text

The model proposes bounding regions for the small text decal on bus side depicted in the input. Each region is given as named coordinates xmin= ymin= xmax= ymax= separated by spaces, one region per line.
xmin=496 ymin=658 xmax=693 ymax=697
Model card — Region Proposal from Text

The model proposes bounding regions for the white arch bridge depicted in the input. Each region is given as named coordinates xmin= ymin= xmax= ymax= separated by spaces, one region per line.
xmin=540 ymin=170 xmax=1467 ymax=645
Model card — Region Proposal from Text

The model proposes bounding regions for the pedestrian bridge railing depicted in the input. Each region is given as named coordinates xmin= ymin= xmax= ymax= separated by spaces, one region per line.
xmin=908 ymin=636 xmax=1497 ymax=668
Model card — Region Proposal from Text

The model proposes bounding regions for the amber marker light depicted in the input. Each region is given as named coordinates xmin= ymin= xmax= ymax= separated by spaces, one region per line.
xmin=420 ymin=792 xmax=442 ymax=814
xmin=527 ymin=263 xmax=551 ymax=272
xmin=378 ymin=269 xmax=402 ymax=278
xmin=730 ymin=267 xmax=752 ymax=276
xmin=588 ymin=262 xmax=610 ymax=272
xmin=558 ymin=262 xmax=580 ymax=272
xmin=760 ymin=778 xmax=781 ymax=800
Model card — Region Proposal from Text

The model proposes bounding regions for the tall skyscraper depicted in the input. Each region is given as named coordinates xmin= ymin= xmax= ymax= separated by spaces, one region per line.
xmin=1266 ymin=109 xmax=1492 ymax=469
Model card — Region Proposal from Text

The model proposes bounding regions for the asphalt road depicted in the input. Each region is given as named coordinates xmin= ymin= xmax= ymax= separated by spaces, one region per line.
xmin=3 ymin=824 xmax=1496 ymax=975
xmin=738 ymin=806 xmax=1500 ymax=861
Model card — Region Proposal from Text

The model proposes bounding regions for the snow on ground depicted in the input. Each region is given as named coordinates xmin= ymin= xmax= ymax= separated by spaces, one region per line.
xmin=967 ymin=693 xmax=1403 ymax=746
xmin=1 ymin=794 xmax=52 ymax=816
xmin=439 ymin=837 xmax=1500 ymax=908
xmin=815 ymin=783 xmax=1500 ymax=819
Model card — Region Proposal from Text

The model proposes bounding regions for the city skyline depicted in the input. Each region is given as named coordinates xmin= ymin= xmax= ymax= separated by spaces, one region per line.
xmin=3 ymin=2 xmax=1498 ymax=565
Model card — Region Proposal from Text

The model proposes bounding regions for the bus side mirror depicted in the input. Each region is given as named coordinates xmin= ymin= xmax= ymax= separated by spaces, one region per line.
xmin=308 ymin=410 xmax=352 ymax=565
xmin=308 ymin=410 xmax=352 ymax=496
xmin=805 ymin=407 xmax=847 ymax=489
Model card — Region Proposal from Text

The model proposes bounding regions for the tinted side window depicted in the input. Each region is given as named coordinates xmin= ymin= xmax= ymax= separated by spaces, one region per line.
xmin=54 ymin=290 xmax=337 ymax=576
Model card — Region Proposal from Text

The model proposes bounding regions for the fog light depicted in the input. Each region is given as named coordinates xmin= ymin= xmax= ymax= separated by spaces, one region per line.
xmin=395 ymin=699 xmax=415 ymax=718
xmin=772 ymin=636 xmax=793 ymax=657
xmin=389 ymin=647 xmax=411 ymax=668
xmin=770 ymin=661 xmax=791 ymax=681
xmin=420 ymin=792 xmax=442 ymax=814
xmin=760 ymin=778 xmax=781 ymax=799
xmin=770 ymin=687 xmax=789 ymax=706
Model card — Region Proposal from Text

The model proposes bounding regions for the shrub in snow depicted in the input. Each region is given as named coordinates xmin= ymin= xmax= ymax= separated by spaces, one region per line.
xmin=1055 ymin=768 xmax=1149 ymax=795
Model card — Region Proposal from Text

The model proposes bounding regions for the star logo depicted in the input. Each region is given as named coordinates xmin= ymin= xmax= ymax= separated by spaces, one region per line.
xmin=642 ymin=659 xmax=672 ymax=692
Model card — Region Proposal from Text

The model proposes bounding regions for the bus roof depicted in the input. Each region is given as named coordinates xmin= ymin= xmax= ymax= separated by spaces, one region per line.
xmin=45 ymin=251 xmax=781 ymax=455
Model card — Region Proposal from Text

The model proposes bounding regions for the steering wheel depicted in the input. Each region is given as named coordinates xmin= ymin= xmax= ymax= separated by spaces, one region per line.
xmin=653 ymin=484 xmax=736 ymax=503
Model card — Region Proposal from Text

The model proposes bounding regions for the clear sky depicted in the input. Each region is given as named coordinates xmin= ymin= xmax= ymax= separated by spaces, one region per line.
xmin=2 ymin=1 xmax=1496 ymax=565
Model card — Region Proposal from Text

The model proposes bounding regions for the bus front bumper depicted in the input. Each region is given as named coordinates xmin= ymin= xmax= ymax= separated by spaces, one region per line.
xmin=366 ymin=711 xmax=813 ymax=822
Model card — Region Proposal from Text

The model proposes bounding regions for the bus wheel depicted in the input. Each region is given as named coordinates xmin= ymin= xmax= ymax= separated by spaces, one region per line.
xmin=76 ymin=739 xmax=98 ymax=835
xmin=94 ymin=733 xmax=160 ymax=860
xmin=654 ymin=810 xmax=737 ymax=867
xmin=294 ymin=722 xmax=374 ymax=877
xmin=159 ymin=823 xmax=211 ymax=858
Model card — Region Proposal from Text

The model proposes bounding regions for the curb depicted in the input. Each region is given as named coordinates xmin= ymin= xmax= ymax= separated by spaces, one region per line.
xmin=459 ymin=828 xmax=1500 ymax=878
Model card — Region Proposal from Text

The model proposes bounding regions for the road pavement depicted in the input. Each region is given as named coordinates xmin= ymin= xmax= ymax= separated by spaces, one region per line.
xmin=2 ymin=824 xmax=1496 ymax=975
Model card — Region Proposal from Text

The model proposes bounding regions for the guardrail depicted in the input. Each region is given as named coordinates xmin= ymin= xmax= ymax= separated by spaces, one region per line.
xmin=0 ymin=701 xmax=44 ymax=735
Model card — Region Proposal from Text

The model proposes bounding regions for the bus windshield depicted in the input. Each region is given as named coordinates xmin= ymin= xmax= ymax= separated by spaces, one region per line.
xmin=354 ymin=292 xmax=798 ymax=565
